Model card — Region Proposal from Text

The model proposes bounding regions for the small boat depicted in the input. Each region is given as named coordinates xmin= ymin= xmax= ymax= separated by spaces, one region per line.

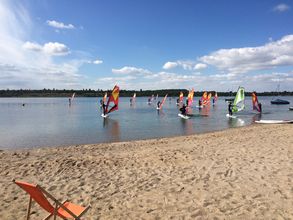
xmin=270 ymin=98 xmax=290 ymax=105
xmin=271 ymin=81 xmax=290 ymax=105
xmin=289 ymin=107 xmax=293 ymax=111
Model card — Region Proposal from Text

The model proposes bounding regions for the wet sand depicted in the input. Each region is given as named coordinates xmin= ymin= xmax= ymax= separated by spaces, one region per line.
xmin=0 ymin=124 xmax=292 ymax=219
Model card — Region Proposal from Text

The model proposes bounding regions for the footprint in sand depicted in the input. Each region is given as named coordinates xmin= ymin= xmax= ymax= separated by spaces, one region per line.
xmin=224 ymin=169 xmax=233 ymax=177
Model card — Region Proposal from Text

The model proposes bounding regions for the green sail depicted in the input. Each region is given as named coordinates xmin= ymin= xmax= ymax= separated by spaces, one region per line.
xmin=232 ymin=87 xmax=245 ymax=113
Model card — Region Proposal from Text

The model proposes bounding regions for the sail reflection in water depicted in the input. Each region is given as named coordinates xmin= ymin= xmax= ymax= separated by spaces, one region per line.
xmin=103 ymin=118 xmax=121 ymax=142
xmin=180 ymin=119 xmax=194 ymax=135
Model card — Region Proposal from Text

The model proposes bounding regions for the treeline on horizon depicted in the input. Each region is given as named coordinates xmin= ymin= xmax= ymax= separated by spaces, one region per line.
xmin=0 ymin=89 xmax=293 ymax=97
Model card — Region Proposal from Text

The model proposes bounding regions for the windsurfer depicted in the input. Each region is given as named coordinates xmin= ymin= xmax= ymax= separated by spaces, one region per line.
xmin=198 ymin=99 xmax=202 ymax=107
xmin=69 ymin=98 xmax=71 ymax=106
xmin=258 ymin=102 xmax=262 ymax=113
xmin=102 ymin=101 xmax=107 ymax=115
xmin=228 ymin=102 xmax=233 ymax=115
xmin=179 ymin=104 xmax=187 ymax=115
xmin=157 ymin=101 xmax=161 ymax=109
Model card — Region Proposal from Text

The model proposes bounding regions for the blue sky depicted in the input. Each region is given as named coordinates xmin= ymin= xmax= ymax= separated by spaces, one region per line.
xmin=0 ymin=0 xmax=293 ymax=91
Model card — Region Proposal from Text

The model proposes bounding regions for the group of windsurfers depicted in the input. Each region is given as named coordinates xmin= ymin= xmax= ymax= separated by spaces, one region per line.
xmin=228 ymin=100 xmax=262 ymax=116
xmin=178 ymin=96 xmax=262 ymax=117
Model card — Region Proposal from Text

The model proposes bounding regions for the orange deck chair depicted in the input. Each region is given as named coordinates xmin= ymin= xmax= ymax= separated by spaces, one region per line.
xmin=13 ymin=180 xmax=91 ymax=220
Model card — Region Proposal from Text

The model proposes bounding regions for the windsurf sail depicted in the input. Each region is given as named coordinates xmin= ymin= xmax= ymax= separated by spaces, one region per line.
xmin=103 ymin=92 xmax=107 ymax=103
xmin=69 ymin=92 xmax=75 ymax=105
xmin=158 ymin=94 xmax=168 ymax=109
xmin=151 ymin=94 xmax=154 ymax=102
xmin=71 ymin=92 xmax=75 ymax=101
xmin=232 ymin=87 xmax=245 ymax=113
xmin=104 ymin=85 xmax=120 ymax=115
xmin=132 ymin=93 xmax=136 ymax=103
xmin=187 ymin=89 xmax=194 ymax=107
xmin=179 ymin=92 xmax=184 ymax=103
xmin=156 ymin=94 xmax=158 ymax=100
xmin=252 ymin=92 xmax=261 ymax=112
xmin=201 ymin=91 xmax=210 ymax=106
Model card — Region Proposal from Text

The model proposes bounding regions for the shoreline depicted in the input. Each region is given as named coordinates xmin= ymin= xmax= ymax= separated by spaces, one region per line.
xmin=1 ymin=124 xmax=292 ymax=219
xmin=1 ymin=123 xmax=256 ymax=151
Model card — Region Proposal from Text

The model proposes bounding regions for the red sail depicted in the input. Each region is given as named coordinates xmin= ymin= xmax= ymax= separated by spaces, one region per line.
xmin=252 ymin=92 xmax=260 ymax=112
xmin=105 ymin=85 xmax=120 ymax=114
xmin=159 ymin=94 xmax=168 ymax=109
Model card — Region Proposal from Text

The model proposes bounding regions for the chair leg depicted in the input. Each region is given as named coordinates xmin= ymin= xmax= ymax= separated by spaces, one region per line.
xmin=43 ymin=213 xmax=53 ymax=220
xmin=26 ymin=196 xmax=32 ymax=220
xmin=53 ymin=202 xmax=58 ymax=220
xmin=44 ymin=200 xmax=68 ymax=220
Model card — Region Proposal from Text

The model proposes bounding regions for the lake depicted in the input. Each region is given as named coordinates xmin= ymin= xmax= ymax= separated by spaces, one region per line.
xmin=0 ymin=96 xmax=292 ymax=149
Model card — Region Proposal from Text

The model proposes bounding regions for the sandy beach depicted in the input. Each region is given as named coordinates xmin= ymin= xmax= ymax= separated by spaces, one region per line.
xmin=0 ymin=124 xmax=292 ymax=219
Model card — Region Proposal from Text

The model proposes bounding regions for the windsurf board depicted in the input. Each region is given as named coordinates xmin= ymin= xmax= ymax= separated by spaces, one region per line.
xmin=178 ymin=113 xmax=190 ymax=119
xmin=255 ymin=120 xmax=293 ymax=124
xmin=226 ymin=114 xmax=237 ymax=119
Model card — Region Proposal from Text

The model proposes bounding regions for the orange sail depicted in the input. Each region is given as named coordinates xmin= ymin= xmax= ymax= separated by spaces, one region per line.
xmin=187 ymin=89 xmax=194 ymax=107
xmin=104 ymin=85 xmax=120 ymax=114
xmin=252 ymin=92 xmax=260 ymax=112
xmin=201 ymin=91 xmax=208 ymax=105
xmin=179 ymin=92 xmax=184 ymax=103
xmin=103 ymin=92 xmax=107 ymax=103
xmin=208 ymin=93 xmax=212 ymax=101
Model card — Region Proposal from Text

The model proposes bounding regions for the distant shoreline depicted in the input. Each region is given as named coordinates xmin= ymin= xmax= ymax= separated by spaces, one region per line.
xmin=1 ymin=89 xmax=293 ymax=97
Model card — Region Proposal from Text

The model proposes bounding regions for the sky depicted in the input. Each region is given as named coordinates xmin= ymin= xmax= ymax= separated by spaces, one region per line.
xmin=0 ymin=0 xmax=293 ymax=92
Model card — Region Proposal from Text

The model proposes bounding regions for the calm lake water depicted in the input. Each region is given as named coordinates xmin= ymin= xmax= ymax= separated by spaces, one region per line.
xmin=0 ymin=96 xmax=292 ymax=149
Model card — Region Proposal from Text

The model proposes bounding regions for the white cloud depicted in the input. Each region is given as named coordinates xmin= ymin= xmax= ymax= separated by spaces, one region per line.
xmin=273 ymin=3 xmax=290 ymax=12
xmin=22 ymin=41 xmax=42 ymax=51
xmin=0 ymin=1 xmax=82 ymax=89
xmin=23 ymin=41 xmax=70 ymax=56
xmin=47 ymin=20 xmax=75 ymax=29
xmin=163 ymin=60 xmax=205 ymax=71
xmin=112 ymin=66 xmax=152 ymax=75
xmin=43 ymin=42 xmax=70 ymax=56
xmin=162 ymin=61 xmax=178 ymax=70
xmin=200 ymin=35 xmax=293 ymax=74
xmin=93 ymin=59 xmax=103 ymax=64
xmin=194 ymin=63 xmax=207 ymax=70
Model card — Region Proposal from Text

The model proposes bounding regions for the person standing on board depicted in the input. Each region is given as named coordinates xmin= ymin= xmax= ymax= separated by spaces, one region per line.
xmin=258 ymin=102 xmax=262 ymax=113
xmin=69 ymin=98 xmax=71 ymax=106
xmin=157 ymin=101 xmax=161 ymax=109
xmin=228 ymin=102 xmax=233 ymax=115
xmin=198 ymin=99 xmax=202 ymax=107
xmin=179 ymin=104 xmax=187 ymax=115
xmin=102 ymin=101 xmax=107 ymax=115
